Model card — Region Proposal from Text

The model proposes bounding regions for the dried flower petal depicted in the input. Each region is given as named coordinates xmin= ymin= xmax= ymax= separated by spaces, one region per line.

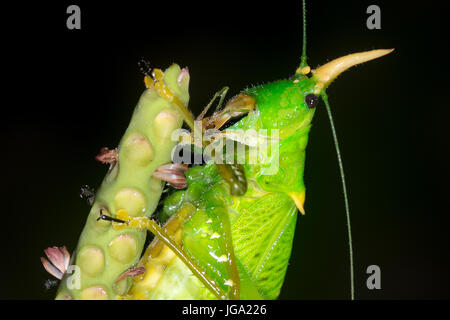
xmin=44 ymin=247 xmax=66 ymax=273
xmin=41 ymin=257 xmax=63 ymax=280
xmin=95 ymin=147 xmax=118 ymax=164
xmin=61 ymin=246 xmax=70 ymax=271
xmin=153 ymin=163 xmax=189 ymax=189
xmin=114 ymin=267 xmax=146 ymax=283
xmin=41 ymin=246 xmax=71 ymax=279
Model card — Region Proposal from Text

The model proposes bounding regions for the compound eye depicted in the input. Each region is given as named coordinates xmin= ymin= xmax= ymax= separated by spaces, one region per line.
xmin=305 ymin=94 xmax=319 ymax=109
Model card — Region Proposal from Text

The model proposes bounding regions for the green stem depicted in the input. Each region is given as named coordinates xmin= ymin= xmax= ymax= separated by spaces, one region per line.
xmin=55 ymin=64 xmax=190 ymax=300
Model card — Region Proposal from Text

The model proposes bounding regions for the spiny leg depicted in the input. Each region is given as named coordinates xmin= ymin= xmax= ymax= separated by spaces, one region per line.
xmin=109 ymin=208 xmax=228 ymax=300
xmin=141 ymin=202 xmax=197 ymax=262
xmin=128 ymin=202 xmax=204 ymax=299
xmin=177 ymin=90 xmax=255 ymax=161
xmin=205 ymin=93 xmax=255 ymax=130
xmin=145 ymin=68 xmax=195 ymax=130
xmin=197 ymin=86 xmax=229 ymax=121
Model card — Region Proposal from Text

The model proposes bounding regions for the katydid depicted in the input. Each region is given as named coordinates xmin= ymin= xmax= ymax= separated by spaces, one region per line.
xmin=42 ymin=0 xmax=393 ymax=300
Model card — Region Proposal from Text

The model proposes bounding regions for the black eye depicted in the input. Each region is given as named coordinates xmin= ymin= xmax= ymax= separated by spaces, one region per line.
xmin=305 ymin=94 xmax=319 ymax=109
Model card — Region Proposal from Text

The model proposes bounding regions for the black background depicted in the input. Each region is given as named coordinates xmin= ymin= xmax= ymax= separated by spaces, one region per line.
xmin=1 ymin=0 xmax=448 ymax=300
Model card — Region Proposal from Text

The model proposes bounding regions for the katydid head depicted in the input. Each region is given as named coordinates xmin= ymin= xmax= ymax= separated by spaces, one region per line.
xmin=240 ymin=75 xmax=318 ymax=139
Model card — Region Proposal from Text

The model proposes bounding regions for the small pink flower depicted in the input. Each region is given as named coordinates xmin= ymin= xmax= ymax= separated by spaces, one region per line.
xmin=153 ymin=163 xmax=189 ymax=189
xmin=41 ymin=246 xmax=70 ymax=280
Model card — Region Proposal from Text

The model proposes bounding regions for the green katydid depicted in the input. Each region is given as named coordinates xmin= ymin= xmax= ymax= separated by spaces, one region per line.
xmin=43 ymin=0 xmax=393 ymax=300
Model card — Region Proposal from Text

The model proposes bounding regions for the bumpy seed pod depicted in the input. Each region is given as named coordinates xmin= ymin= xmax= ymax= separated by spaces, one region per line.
xmin=55 ymin=64 xmax=190 ymax=300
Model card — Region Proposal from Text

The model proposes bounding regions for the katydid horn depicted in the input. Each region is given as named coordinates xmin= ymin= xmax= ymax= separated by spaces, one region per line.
xmin=312 ymin=49 xmax=394 ymax=89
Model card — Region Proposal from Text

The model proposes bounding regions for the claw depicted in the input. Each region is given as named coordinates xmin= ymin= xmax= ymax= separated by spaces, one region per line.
xmin=97 ymin=208 xmax=127 ymax=224
xmin=204 ymin=93 xmax=255 ymax=130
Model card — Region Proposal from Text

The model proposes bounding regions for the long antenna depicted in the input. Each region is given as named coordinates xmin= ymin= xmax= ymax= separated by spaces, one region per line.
xmin=321 ymin=92 xmax=355 ymax=300
xmin=300 ymin=0 xmax=308 ymax=68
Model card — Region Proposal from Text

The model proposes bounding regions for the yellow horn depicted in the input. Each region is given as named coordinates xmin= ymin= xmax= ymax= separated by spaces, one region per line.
xmin=312 ymin=49 xmax=394 ymax=89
